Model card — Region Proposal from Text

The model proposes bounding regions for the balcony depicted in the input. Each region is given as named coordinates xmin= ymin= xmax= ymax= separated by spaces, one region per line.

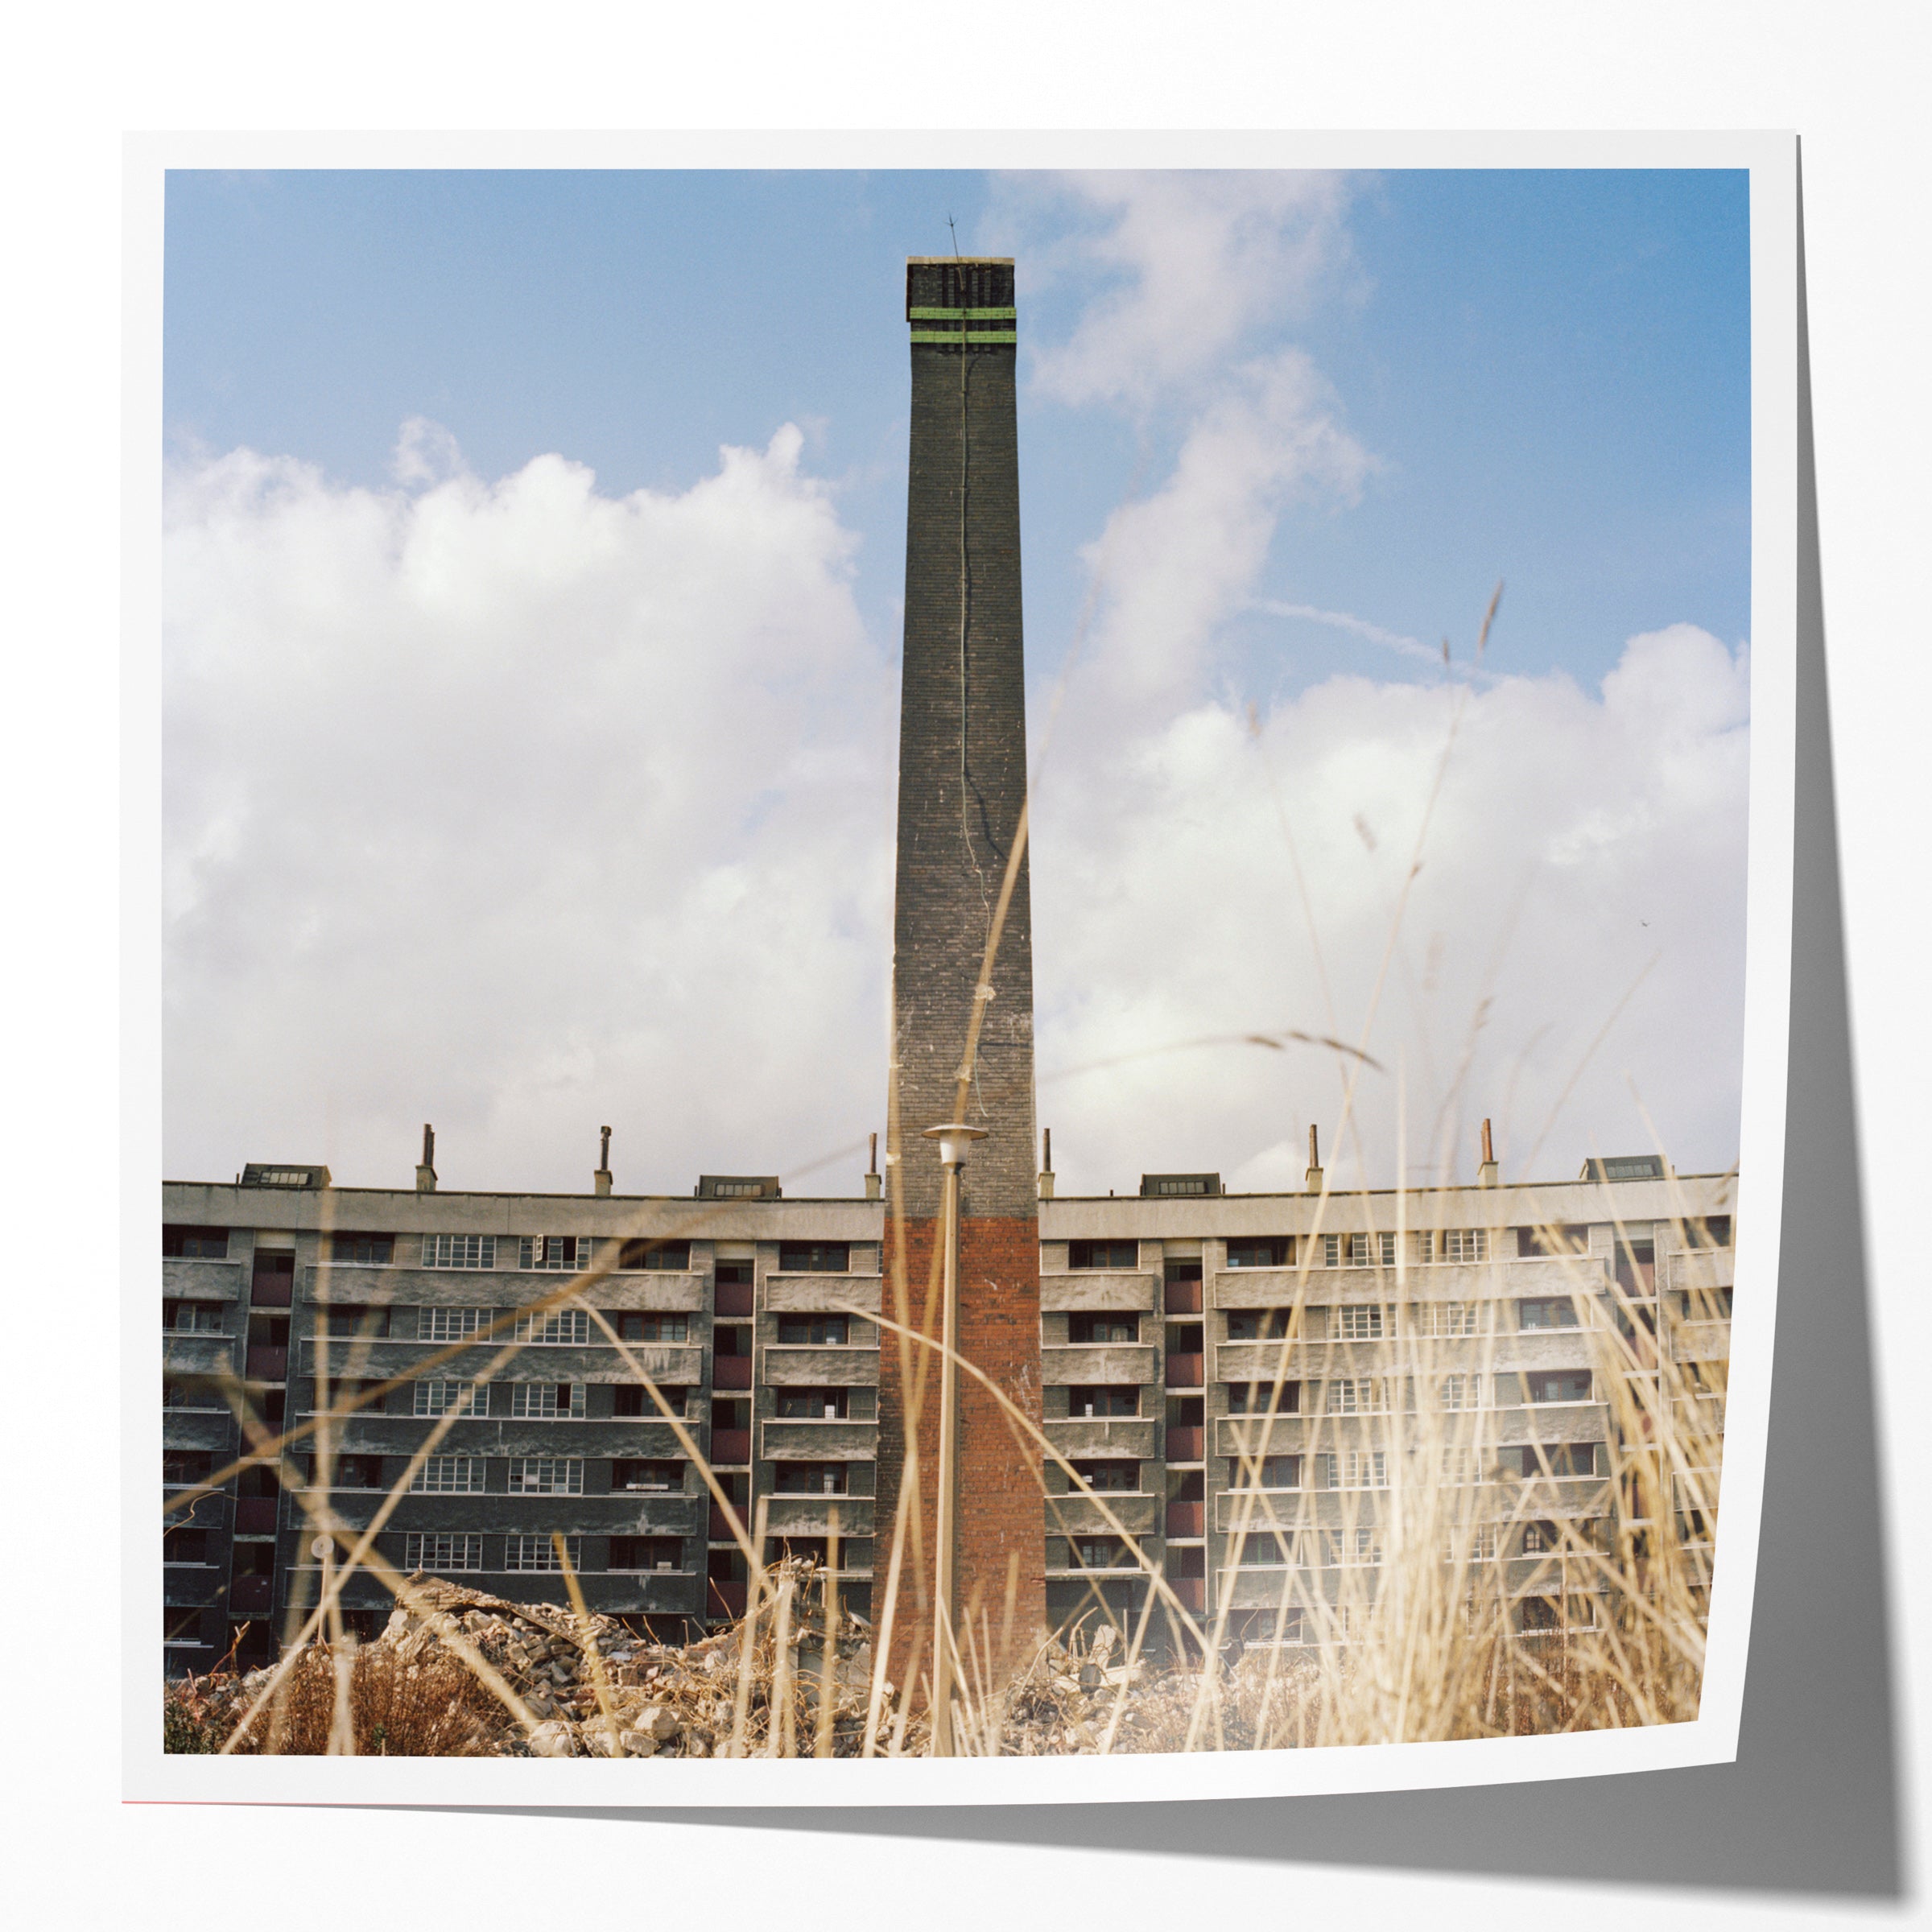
xmin=711 ymin=1429 xmax=752 ymax=1465
xmin=713 ymin=1354 xmax=753 ymax=1391
xmin=1038 ymin=1269 xmax=1156 ymax=1314
xmin=1164 ymin=1425 xmax=1204 ymax=1463
xmin=1166 ymin=1501 xmax=1205 ymax=1538
xmin=1046 ymin=1417 xmax=1157 ymax=1463
xmin=1163 ymin=1278 xmax=1203 ymax=1315
xmin=229 ymin=1575 xmax=275 ymax=1613
xmin=1170 ymin=1576 xmax=1207 ymax=1613
xmin=1041 ymin=1344 xmax=1157 ymax=1386
xmin=233 ymin=1497 xmax=279 ymax=1534
xmin=1046 ymin=1491 xmax=1159 ymax=1539
xmin=246 ymin=1344 xmax=288 ymax=1381
xmin=1165 ymin=1353 xmax=1204 ymax=1389
xmin=764 ymin=1272 xmax=883 ymax=1314
xmin=716 ymin=1280 xmax=754 ymax=1317
xmin=249 ymin=1275 xmax=293 ymax=1308
xmin=762 ymin=1344 xmax=880 ymax=1387
xmin=708 ymin=1503 xmax=741 ymax=1542
xmin=708 ymin=1579 xmax=747 ymax=1619
xmin=758 ymin=1418 xmax=877 ymax=1462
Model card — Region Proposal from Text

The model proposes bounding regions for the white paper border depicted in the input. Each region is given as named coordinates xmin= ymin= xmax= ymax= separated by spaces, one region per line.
xmin=124 ymin=126 xmax=1797 ymax=1807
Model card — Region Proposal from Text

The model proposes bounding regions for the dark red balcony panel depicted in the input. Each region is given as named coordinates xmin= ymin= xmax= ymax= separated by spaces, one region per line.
xmin=715 ymin=1282 xmax=754 ymax=1318
xmin=708 ymin=1579 xmax=747 ymax=1619
xmin=1163 ymin=1278 xmax=1203 ymax=1315
xmin=1165 ymin=1501 xmax=1205 ymax=1538
xmin=710 ymin=1429 xmax=752 ymax=1465
xmin=708 ymin=1503 xmax=739 ymax=1541
xmin=246 ymin=1344 xmax=288 ymax=1381
xmin=229 ymin=1575 xmax=275 ymax=1613
xmin=249 ymin=1278 xmax=293 ymax=1308
xmin=1170 ymin=1576 xmax=1207 ymax=1613
xmin=1164 ymin=1353 xmax=1204 ymax=1389
xmin=713 ymin=1354 xmax=753 ymax=1391
xmin=233 ymin=1497 xmax=279 ymax=1534
xmin=1164 ymin=1426 xmax=1204 ymax=1463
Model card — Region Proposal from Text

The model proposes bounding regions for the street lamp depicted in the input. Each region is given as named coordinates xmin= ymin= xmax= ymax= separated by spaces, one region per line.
xmin=922 ymin=1120 xmax=986 ymax=1756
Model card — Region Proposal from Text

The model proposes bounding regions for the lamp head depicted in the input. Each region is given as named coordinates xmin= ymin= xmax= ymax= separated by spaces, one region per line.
xmin=922 ymin=1121 xmax=990 ymax=1169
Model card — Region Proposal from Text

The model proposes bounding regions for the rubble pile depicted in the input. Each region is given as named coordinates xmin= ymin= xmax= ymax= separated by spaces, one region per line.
xmin=165 ymin=1563 xmax=1316 ymax=1757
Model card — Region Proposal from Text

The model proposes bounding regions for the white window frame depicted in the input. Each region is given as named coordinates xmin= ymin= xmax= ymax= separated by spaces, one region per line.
xmin=504 ymin=1534 xmax=583 ymax=1572
xmin=1442 ymin=1228 xmax=1491 ymax=1265
xmin=403 ymin=1531 xmax=483 ymax=1572
xmin=514 ymin=1307 xmax=592 ymax=1346
xmin=507 ymin=1455 xmax=584 ymax=1496
xmin=1326 ymin=1377 xmax=1387 ymax=1416
xmin=423 ymin=1233 xmax=497 ymax=1270
xmin=1344 ymin=1449 xmax=1389 ymax=1489
xmin=412 ymin=1379 xmax=481 ymax=1418
xmin=417 ymin=1307 xmax=487 ymax=1343
xmin=1338 ymin=1304 xmax=1385 ymax=1341
xmin=411 ymin=1455 xmax=485 ymax=1494
xmin=518 ymin=1236 xmax=597 ymax=1272
xmin=509 ymin=1381 xmax=585 ymax=1419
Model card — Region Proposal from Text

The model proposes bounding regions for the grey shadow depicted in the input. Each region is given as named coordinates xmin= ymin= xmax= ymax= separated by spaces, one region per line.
xmin=403 ymin=147 xmax=1905 ymax=1898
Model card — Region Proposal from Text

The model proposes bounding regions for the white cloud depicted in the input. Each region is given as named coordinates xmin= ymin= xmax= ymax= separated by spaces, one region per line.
xmin=1030 ymin=623 xmax=1751 ymax=1197
xmin=164 ymin=426 xmax=894 ymax=1195
xmin=1011 ymin=171 xmax=1358 ymax=410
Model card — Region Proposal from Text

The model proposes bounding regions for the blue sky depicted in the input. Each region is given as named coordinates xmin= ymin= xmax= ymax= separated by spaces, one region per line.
xmin=165 ymin=168 xmax=1748 ymax=701
xmin=162 ymin=167 xmax=1752 ymax=1195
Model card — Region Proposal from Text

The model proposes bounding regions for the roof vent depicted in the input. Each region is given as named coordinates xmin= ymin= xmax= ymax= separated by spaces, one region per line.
xmin=696 ymin=1174 xmax=782 ymax=1200
xmin=1139 ymin=1173 xmax=1221 ymax=1199
xmin=241 ymin=1163 xmax=331 ymax=1189
xmin=1579 ymin=1154 xmax=1667 ymax=1183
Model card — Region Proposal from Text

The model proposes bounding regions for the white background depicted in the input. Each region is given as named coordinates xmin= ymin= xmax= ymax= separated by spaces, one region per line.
xmin=5 ymin=3 xmax=1925 ymax=1925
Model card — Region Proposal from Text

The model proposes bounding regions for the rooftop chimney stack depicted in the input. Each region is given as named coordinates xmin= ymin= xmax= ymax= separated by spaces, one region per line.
xmin=1305 ymin=1123 xmax=1324 ymax=1194
xmin=594 ymin=1125 xmax=613 ymax=1198
xmin=1478 ymin=1117 xmax=1500 ymax=1187
xmin=1038 ymin=1125 xmax=1055 ymax=1200
xmin=415 ymin=1123 xmax=436 ymax=1193
xmin=865 ymin=1131 xmax=882 ymax=1201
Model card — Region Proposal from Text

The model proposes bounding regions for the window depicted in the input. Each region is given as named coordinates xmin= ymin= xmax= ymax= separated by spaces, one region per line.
xmin=318 ymin=1305 xmax=389 ymax=1337
xmin=1517 ymin=1223 xmax=1591 ymax=1257
xmin=778 ymin=1314 xmax=849 ymax=1346
xmin=778 ymin=1242 xmax=849 ymax=1274
xmin=1067 ymin=1385 xmax=1137 ymax=1418
xmin=1525 ymin=1369 xmax=1592 ymax=1405
xmin=333 ymin=1455 xmax=386 ymax=1489
xmin=162 ymin=1450 xmax=215 ymax=1486
xmin=1071 ymin=1460 xmax=1138 ymax=1492
xmin=1439 ymin=1373 xmax=1476 ymax=1411
xmin=1440 ymin=1228 xmax=1491 ymax=1264
xmin=1227 ymin=1454 xmax=1300 ymax=1490
xmin=411 ymin=1455 xmax=485 ymax=1494
xmin=618 ymin=1237 xmax=691 ymax=1270
xmin=618 ymin=1311 xmax=688 ymax=1344
xmin=509 ymin=1382 xmax=584 ymax=1419
xmin=422 ymin=1234 xmax=497 ymax=1269
xmin=1518 ymin=1596 xmax=1561 ymax=1632
xmin=1324 ymin=1231 xmax=1397 ymax=1269
xmin=163 ymin=1527 xmax=209 ymax=1564
xmin=1673 ymin=1286 xmax=1735 ymax=1320
xmin=1521 ymin=1520 xmax=1558 ymax=1554
xmin=1680 ymin=1215 xmax=1733 ymax=1249
xmin=1224 ymin=1308 xmax=1292 ymax=1341
xmin=1352 ymin=1526 xmax=1385 ymax=1566
xmin=615 ymin=1384 xmax=688 ymax=1418
xmin=328 ymin=1232 xmax=394 ymax=1265
xmin=1067 ymin=1240 xmax=1138 ymax=1271
xmin=1227 ymin=1381 xmax=1299 ymax=1415
xmin=776 ymin=1387 xmax=849 ymax=1420
xmin=613 ymin=1459 xmax=682 ymax=1492
xmin=1319 ymin=1450 xmax=1386 ymax=1489
xmin=519 ymin=1236 xmax=595 ymax=1272
xmin=609 ymin=1536 xmax=682 ymax=1571
xmin=1325 ymin=1377 xmax=1387 ymax=1415
xmin=1496 ymin=1442 xmax=1598 ymax=1479
xmin=514 ymin=1307 xmax=591 ymax=1345
xmin=1518 ymin=1296 xmax=1579 ymax=1331
xmin=1235 ymin=1530 xmax=1297 ymax=1567
xmin=1071 ymin=1534 xmax=1128 ymax=1569
xmin=775 ymin=1462 xmax=848 ymax=1494
xmin=418 ymin=1307 xmax=486 ymax=1343
xmin=1225 ymin=1238 xmax=1292 ymax=1269
xmin=1337 ymin=1305 xmax=1385 ymax=1341
xmin=413 ymin=1380 xmax=481 ymax=1418
xmin=163 ymin=1378 xmax=220 ymax=1410
xmin=505 ymin=1534 xmax=582 ymax=1572
xmin=405 ymin=1532 xmax=483 ymax=1573
xmin=1067 ymin=1312 xmax=1137 ymax=1344
xmin=714 ymin=1260 xmax=753 ymax=1286
xmin=1414 ymin=1302 xmax=1480 ymax=1338
xmin=163 ymin=1225 xmax=229 ymax=1259
xmin=507 ymin=1456 xmax=584 ymax=1495
xmin=163 ymin=1299 xmax=226 ymax=1332
xmin=1447 ymin=1525 xmax=1501 ymax=1563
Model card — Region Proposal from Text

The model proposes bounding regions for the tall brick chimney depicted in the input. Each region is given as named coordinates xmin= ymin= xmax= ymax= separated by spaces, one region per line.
xmin=877 ymin=257 xmax=1046 ymax=1684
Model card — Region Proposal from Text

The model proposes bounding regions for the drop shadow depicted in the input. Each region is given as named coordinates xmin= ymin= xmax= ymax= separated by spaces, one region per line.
xmin=398 ymin=147 xmax=1904 ymax=1900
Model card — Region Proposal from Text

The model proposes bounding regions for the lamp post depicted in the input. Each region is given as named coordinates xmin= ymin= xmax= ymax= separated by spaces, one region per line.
xmin=921 ymin=1120 xmax=986 ymax=1756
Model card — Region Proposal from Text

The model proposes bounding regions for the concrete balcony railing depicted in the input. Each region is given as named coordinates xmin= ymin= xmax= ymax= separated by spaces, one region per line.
xmin=760 ymin=1345 xmax=880 ymax=1388
xmin=163 ymin=1258 xmax=245 ymax=1302
xmin=762 ymin=1495 xmax=877 ymax=1539
xmin=1044 ymin=1416 xmax=1158 ymax=1463
xmin=763 ymin=1272 xmax=883 ymax=1315
xmin=163 ymin=1335 xmax=239 ymax=1376
xmin=1045 ymin=1492 xmax=1160 ymax=1539
xmin=1668 ymin=1319 xmax=1731 ymax=1362
xmin=299 ymin=1263 xmax=708 ymax=1313
xmin=1210 ymin=1255 xmax=1613 ymax=1311
xmin=1041 ymin=1344 xmax=1157 ymax=1387
xmin=1666 ymin=1249 xmax=1735 ymax=1294
xmin=1038 ymin=1269 xmax=1158 ymax=1314
xmin=757 ymin=1418 xmax=877 ymax=1463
